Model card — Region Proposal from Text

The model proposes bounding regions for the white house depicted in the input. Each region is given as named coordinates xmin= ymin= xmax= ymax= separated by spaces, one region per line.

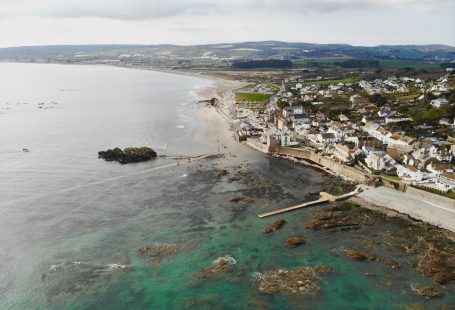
xmin=397 ymin=165 xmax=425 ymax=181
xmin=430 ymin=98 xmax=449 ymax=108
xmin=436 ymin=173 xmax=455 ymax=192
xmin=385 ymin=115 xmax=411 ymax=124
xmin=426 ymin=162 xmax=453 ymax=177
xmin=292 ymin=105 xmax=304 ymax=115
xmin=304 ymin=128 xmax=320 ymax=143
xmin=295 ymin=121 xmax=312 ymax=135
xmin=333 ymin=143 xmax=360 ymax=162
xmin=365 ymin=151 xmax=396 ymax=171
xmin=378 ymin=107 xmax=394 ymax=118
xmin=439 ymin=118 xmax=452 ymax=126
xmin=282 ymin=106 xmax=294 ymax=118
xmin=326 ymin=127 xmax=345 ymax=142
xmin=350 ymin=94 xmax=363 ymax=107
xmin=317 ymin=133 xmax=336 ymax=145
xmin=338 ymin=114 xmax=349 ymax=122
xmin=266 ymin=126 xmax=296 ymax=148
xmin=280 ymin=126 xmax=293 ymax=147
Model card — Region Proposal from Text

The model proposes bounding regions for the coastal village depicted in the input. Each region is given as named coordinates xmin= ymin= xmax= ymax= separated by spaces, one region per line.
xmin=234 ymin=69 xmax=455 ymax=197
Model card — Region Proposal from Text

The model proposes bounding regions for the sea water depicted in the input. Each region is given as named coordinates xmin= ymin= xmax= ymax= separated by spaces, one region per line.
xmin=0 ymin=63 xmax=453 ymax=309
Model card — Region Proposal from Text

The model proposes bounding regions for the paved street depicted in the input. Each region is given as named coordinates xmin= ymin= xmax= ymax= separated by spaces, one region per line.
xmin=357 ymin=185 xmax=455 ymax=232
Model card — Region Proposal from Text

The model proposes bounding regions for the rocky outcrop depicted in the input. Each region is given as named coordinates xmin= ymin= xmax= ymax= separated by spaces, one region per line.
xmin=271 ymin=219 xmax=286 ymax=230
xmin=346 ymin=251 xmax=377 ymax=261
xmin=410 ymin=284 xmax=442 ymax=298
xmin=416 ymin=244 xmax=455 ymax=285
xmin=324 ymin=177 xmax=357 ymax=196
xmin=345 ymin=250 xmax=402 ymax=270
xmin=203 ymin=255 xmax=236 ymax=274
xmin=217 ymin=170 xmax=229 ymax=177
xmin=284 ymin=237 xmax=306 ymax=248
xmin=137 ymin=243 xmax=176 ymax=265
xmin=383 ymin=258 xmax=400 ymax=269
xmin=305 ymin=206 xmax=362 ymax=231
xmin=228 ymin=195 xmax=254 ymax=203
xmin=262 ymin=219 xmax=286 ymax=234
xmin=253 ymin=265 xmax=334 ymax=295
xmin=98 ymin=147 xmax=157 ymax=164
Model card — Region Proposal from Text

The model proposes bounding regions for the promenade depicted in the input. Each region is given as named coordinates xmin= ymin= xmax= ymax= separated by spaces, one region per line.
xmin=355 ymin=185 xmax=455 ymax=232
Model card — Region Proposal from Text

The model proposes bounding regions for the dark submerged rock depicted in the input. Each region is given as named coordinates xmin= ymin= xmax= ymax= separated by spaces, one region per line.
xmin=383 ymin=258 xmax=400 ymax=269
xmin=305 ymin=206 xmax=362 ymax=231
xmin=261 ymin=227 xmax=274 ymax=234
xmin=285 ymin=237 xmax=306 ymax=248
xmin=137 ymin=243 xmax=176 ymax=265
xmin=346 ymin=250 xmax=377 ymax=261
xmin=271 ymin=220 xmax=286 ymax=230
xmin=416 ymin=244 xmax=455 ymax=285
xmin=262 ymin=220 xmax=286 ymax=234
xmin=410 ymin=284 xmax=442 ymax=298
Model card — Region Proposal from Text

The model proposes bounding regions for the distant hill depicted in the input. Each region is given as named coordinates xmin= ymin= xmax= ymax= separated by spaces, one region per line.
xmin=0 ymin=41 xmax=453 ymax=63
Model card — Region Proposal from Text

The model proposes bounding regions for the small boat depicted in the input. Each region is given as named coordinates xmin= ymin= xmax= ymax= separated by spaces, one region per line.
xmin=22 ymin=148 xmax=30 ymax=152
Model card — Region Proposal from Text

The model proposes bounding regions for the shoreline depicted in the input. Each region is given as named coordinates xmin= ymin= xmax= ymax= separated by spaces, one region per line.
xmin=5 ymin=60 xmax=452 ymax=233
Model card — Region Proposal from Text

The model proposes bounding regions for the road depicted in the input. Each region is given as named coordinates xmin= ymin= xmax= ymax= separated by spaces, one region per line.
xmin=356 ymin=185 xmax=455 ymax=232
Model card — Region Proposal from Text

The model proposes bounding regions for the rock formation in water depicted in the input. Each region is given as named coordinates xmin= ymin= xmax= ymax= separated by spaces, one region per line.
xmin=137 ymin=243 xmax=177 ymax=265
xmin=284 ymin=236 xmax=306 ymax=248
xmin=304 ymin=205 xmax=364 ymax=231
xmin=253 ymin=265 xmax=334 ymax=295
xmin=262 ymin=219 xmax=286 ymax=234
xmin=228 ymin=194 xmax=254 ymax=203
xmin=202 ymin=255 xmax=236 ymax=275
xmin=416 ymin=244 xmax=455 ymax=285
xmin=345 ymin=250 xmax=377 ymax=261
xmin=98 ymin=147 xmax=157 ymax=164
xmin=410 ymin=284 xmax=442 ymax=298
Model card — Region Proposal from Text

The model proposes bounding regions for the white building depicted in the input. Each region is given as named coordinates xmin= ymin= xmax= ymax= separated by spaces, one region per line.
xmin=350 ymin=94 xmax=363 ymax=107
xmin=397 ymin=165 xmax=425 ymax=181
xmin=365 ymin=151 xmax=396 ymax=171
xmin=430 ymin=98 xmax=449 ymax=108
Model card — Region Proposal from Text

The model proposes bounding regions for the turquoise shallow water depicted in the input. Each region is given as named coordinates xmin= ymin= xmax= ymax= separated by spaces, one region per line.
xmin=0 ymin=63 xmax=453 ymax=309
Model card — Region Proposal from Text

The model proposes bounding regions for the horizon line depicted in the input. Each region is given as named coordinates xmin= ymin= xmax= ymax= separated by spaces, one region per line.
xmin=1 ymin=40 xmax=454 ymax=49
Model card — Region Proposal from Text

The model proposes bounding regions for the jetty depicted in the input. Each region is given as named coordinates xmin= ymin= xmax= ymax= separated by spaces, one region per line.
xmin=258 ymin=187 xmax=362 ymax=218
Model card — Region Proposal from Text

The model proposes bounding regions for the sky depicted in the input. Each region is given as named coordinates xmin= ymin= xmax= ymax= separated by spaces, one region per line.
xmin=0 ymin=0 xmax=454 ymax=48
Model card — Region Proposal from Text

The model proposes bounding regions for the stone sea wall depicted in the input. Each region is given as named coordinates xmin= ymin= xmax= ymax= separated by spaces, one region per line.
xmin=276 ymin=146 xmax=367 ymax=183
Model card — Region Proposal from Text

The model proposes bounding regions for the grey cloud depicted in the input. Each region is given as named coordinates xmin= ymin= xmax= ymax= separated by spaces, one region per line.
xmin=0 ymin=0 xmax=452 ymax=20
xmin=0 ymin=0 xmax=258 ymax=20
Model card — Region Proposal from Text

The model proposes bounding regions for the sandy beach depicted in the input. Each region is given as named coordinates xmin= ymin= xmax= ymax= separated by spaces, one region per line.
xmin=196 ymin=77 xmax=248 ymax=151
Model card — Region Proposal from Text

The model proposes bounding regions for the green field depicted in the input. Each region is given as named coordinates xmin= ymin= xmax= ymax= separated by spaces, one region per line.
xmin=293 ymin=57 xmax=352 ymax=65
xmin=235 ymin=92 xmax=271 ymax=102
xmin=293 ymin=58 xmax=440 ymax=70
xmin=378 ymin=59 xmax=439 ymax=69
xmin=304 ymin=76 xmax=360 ymax=86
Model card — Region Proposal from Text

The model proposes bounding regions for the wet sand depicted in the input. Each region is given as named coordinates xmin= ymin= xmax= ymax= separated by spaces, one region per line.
xmin=196 ymin=77 xmax=248 ymax=153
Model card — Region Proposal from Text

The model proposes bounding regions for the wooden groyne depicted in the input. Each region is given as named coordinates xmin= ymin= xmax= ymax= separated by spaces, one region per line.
xmin=257 ymin=188 xmax=361 ymax=218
